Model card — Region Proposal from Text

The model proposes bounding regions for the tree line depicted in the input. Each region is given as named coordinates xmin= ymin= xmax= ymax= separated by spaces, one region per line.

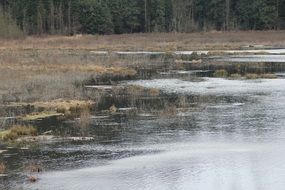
xmin=0 ymin=0 xmax=285 ymax=36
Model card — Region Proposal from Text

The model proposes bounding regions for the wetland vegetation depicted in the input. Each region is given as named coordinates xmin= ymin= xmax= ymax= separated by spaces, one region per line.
xmin=1 ymin=36 xmax=285 ymax=189
xmin=1 ymin=1 xmax=285 ymax=189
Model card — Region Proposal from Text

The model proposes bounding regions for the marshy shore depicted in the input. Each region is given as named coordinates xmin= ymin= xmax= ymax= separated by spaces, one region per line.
xmin=1 ymin=32 xmax=285 ymax=188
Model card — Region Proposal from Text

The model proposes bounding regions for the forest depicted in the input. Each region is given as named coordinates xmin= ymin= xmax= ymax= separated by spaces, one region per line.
xmin=0 ymin=0 xmax=285 ymax=37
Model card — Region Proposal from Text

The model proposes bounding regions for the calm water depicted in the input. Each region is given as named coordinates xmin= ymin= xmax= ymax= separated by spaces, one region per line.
xmin=211 ymin=55 xmax=285 ymax=63
xmin=1 ymin=56 xmax=285 ymax=190
xmin=22 ymin=78 xmax=285 ymax=190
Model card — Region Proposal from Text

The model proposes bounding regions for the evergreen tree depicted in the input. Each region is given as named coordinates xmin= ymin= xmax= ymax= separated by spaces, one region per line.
xmin=79 ymin=0 xmax=113 ymax=34
xmin=0 ymin=0 xmax=284 ymax=36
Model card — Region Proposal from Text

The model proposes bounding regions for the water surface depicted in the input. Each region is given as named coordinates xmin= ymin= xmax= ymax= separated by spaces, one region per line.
xmin=23 ymin=77 xmax=285 ymax=190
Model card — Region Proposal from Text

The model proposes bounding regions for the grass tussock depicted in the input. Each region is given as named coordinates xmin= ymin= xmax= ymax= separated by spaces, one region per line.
xmin=229 ymin=73 xmax=242 ymax=79
xmin=213 ymin=69 xmax=229 ymax=78
xmin=148 ymin=88 xmax=160 ymax=97
xmin=15 ymin=100 xmax=94 ymax=120
xmin=211 ymin=70 xmax=278 ymax=80
xmin=125 ymin=85 xmax=160 ymax=97
xmin=259 ymin=73 xmax=278 ymax=79
xmin=109 ymin=105 xmax=118 ymax=114
xmin=0 ymin=125 xmax=37 ymax=141
xmin=93 ymin=66 xmax=137 ymax=76
xmin=31 ymin=99 xmax=94 ymax=115
xmin=245 ymin=73 xmax=259 ymax=79
xmin=28 ymin=176 xmax=38 ymax=183
xmin=245 ymin=73 xmax=278 ymax=79
xmin=25 ymin=164 xmax=43 ymax=173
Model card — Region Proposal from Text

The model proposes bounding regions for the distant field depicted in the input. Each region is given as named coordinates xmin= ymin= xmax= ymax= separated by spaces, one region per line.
xmin=1 ymin=31 xmax=285 ymax=51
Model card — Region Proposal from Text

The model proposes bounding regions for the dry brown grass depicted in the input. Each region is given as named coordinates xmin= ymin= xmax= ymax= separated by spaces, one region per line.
xmin=0 ymin=58 xmax=137 ymax=103
xmin=0 ymin=125 xmax=37 ymax=141
xmin=36 ymin=99 xmax=94 ymax=115
xmin=10 ymin=99 xmax=94 ymax=121
xmin=0 ymin=62 xmax=136 ymax=76
xmin=109 ymin=105 xmax=118 ymax=114
xmin=0 ymin=31 xmax=282 ymax=106
xmin=28 ymin=176 xmax=38 ymax=183
xmin=148 ymin=88 xmax=160 ymax=97
xmin=25 ymin=164 xmax=43 ymax=173
xmin=213 ymin=69 xmax=229 ymax=78
xmin=21 ymin=111 xmax=63 ymax=121
xmin=246 ymin=73 xmax=278 ymax=79
xmin=124 ymin=85 xmax=161 ymax=97
xmin=1 ymin=31 xmax=285 ymax=51
xmin=259 ymin=73 xmax=278 ymax=79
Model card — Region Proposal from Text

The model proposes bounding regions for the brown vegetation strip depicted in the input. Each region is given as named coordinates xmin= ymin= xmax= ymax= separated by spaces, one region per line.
xmin=0 ymin=62 xmax=136 ymax=76
xmin=1 ymin=31 xmax=285 ymax=51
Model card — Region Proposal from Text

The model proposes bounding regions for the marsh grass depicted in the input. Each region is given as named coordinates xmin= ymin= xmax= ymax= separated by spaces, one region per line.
xmin=124 ymin=85 xmax=161 ymax=97
xmin=213 ymin=69 xmax=229 ymax=78
xmin=25 ymin=163 xmax=43 ymax=173
xmin=259 ymin=73 xmax=278 ymax=79
xmin=210 ymin=68 xmax=278 ymax=80
xmin=245 ymin=73 xmax=260 ymax=79
xmin=229 ymin=73 xmax=242 ymax=79
xmin=31 ymin=100 xmax=94 ymax=115
xmin=21 ymin=111 xmax=63 ymax=121
xmin=0 ymin=125 xmax=37 ymax=141
xmin=28 ymin=176 xmax=38 ymax=183
xmin=148 ymin=88 xmax=160 ymax=97
xmin=160 ymin=104 xmax=178 ymax=116
xmin=0 ymin=59 xmax=137 ymax=103
xmin=109 ymin=105 xmax=118 ymax=114
xmin=245 ymin=73 xmax=278 ymax=79
xmin=1 ymin=31 xmax=285 ymax=51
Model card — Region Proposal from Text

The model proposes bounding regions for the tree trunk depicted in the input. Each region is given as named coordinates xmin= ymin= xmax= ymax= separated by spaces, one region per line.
xmin=225 ymin=0 xmax=230 ymax=31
